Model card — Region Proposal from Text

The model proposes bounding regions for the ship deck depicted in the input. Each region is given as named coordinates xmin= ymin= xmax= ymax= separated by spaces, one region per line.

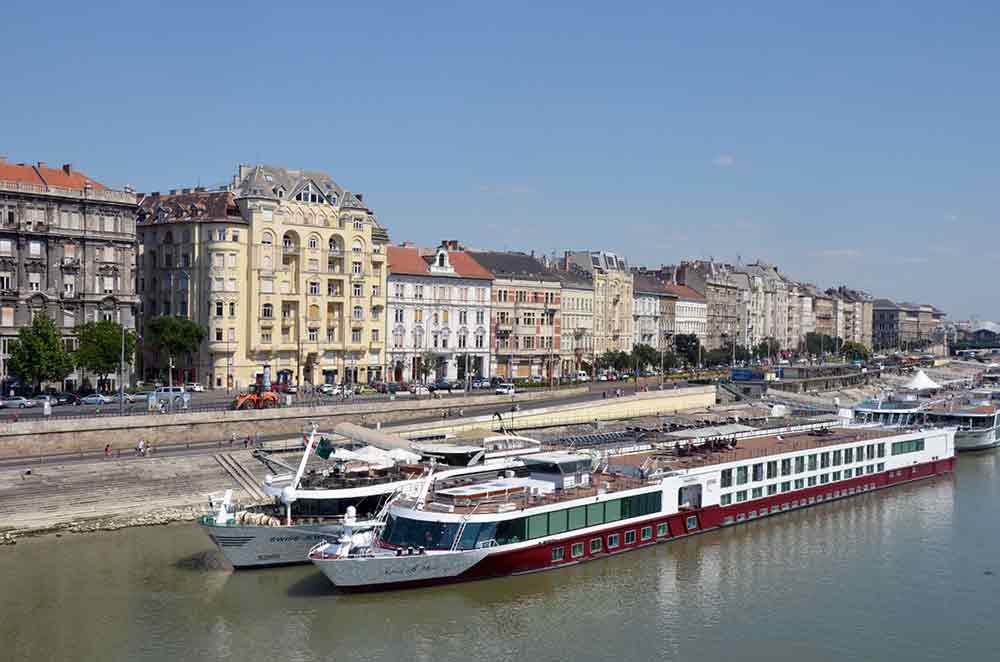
xmin=404 ymin=427 xmax=906 ymax=515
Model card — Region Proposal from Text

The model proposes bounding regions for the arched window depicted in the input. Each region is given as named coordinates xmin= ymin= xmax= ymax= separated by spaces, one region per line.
xmin=261 ymin=232 xmax=274 ymax=246
xmin=262 ymin=255 xmax=272 ymax=270
xmin=437 ymin=252 xmax=446 ymax=267
xmin=353 ymin=305 xmax=363 ymax=320
xmin=352 ymin=239 xmax=363 ymax=254
xmin=283 ymin=236 xmax=293 ymax=249
xmin=262 ymin=303 xmax=273 ymax=319
xmin=328 ymin=236 xmax=342 ymax=253
xmin=308 ymin=234 xmax=319 ymax=250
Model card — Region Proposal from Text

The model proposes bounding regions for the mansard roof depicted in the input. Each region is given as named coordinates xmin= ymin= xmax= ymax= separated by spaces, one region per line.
xmin=389 ymin=245 xmax=493 ymax=280
xmin=468 ymin=251 xmax=560 ymax=282
xmin=137 ymin=189 xmax=243 ymax=225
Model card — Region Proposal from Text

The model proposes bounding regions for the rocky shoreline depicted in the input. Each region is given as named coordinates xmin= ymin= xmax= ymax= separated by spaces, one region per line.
xmin=1 ymin=505 xmax=205 ymax=545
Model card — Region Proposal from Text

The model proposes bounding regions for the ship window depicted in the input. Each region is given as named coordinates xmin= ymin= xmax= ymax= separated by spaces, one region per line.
xmin=794 ymin=479 xmax=804 ymax=489
xmin=781 ymin=481 xmax=792 ymax=493
xmin=495 ymin=518 xmax=526 ymax=546
xmin=587 ymin=503 xmax=605 ymax=526
xmin=891 ymin=439 xmax=924 ymax=456
xmin=381 ymin=514 xmax=459 ymax=550
xmin=820 ymin=452 xmax=830 ymax=469
xmin=551 ymin=546 xmax=564 ymax=562
xmin=607 ymin=533 xmax=620 ymax=549
xmin=767 ymin=484 xmax=778 ymax=495
xmin=752 ymin=463 xmax=764 ymax=482
xmin=794 ymin=456 xmax=805 ymax=474
xmin=878 ymin=463 xmax=885 ymax=472
xmin=766 ymin=461 xmax=778 ymax=479
xmin=866 ymin=444 xmax=876 ymax=460
xmin=589 ymin=538 xmax=602 ymax=553
xmin=866 ymin=465 xmax=875 ymax=474
xmin=720 ymin=493 xmax=732 ymax=506
xmin=736 ymin=466 xmax=748 ymax=485
xmin=657 ymin=523 xmax=668 ymax=537
xmin=640 ymin=526 xmax=653 ymax=541
xmin=770 ymin=506 xmax=780 ymax=514
xmin=527 ymin=513 xmax=549 ymax=540
xmin=832 ymin=450 xmax=842 ymax=466
xmin=685 ymin=516 xmax=698 ymax=531
xmin=820 ymin=474 xmax=830 ymax=484
xmin=877 ymin=443 xmax=886 ymax=458
xmin=736 ymin=490 xmax=748 ymax=502
xmin=808 ymin=454 xmax=818 ymax=471
xmin=833 ymin=471 xmax=842 ymax=481
xmin=604 ymin=499 xmax=622 ymax=522
xmin=844 ymin=447 xmax=854 ymax=463
xmin=844 ymin=468 xmax=853 ymax=478
xmin=548 ymin=509 xmax=568 ymax=534
xmin=781 ymin=459 xmax=792 ymax=476
xmin=720 ymin=469 xmax=732 ymax=488
xmin=568 ymin=506 xmax=587 ymax=530
xmin=624 ymin=530 xmax=636 ymax=545
xmin=724 ymin=516 xmax=735 ymax=525
xmin=751 ymin=487 xmax=763 ymax=499
xmin=737 ymin=514 xmax=746 ymax=522
xmin=808 ymin=476 xmax=817 ymax=487
xmin=571 ymin=542 xmax=584 ymax=558
xmin=856 ymin=447 xmax=866 ymax=463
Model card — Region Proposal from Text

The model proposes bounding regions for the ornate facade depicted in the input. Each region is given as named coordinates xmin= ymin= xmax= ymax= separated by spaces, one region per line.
xmin=137 ymin=164 xmax=388 ymax=389
xmin=0 ymin=159 xmax=138 ymax=390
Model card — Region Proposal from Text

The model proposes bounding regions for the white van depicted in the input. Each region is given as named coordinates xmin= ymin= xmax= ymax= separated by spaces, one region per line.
xmin=575 ymin=371 xmax=590 ymax=382
xmin=152 ymin=386 xmax=191 ymax=409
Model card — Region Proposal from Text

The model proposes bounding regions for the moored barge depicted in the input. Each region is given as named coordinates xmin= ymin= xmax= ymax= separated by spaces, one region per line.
xmin=310 ymin=424 xmax=956 ymax=591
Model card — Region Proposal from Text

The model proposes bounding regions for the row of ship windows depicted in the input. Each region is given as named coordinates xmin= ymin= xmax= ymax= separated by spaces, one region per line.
xmin=718 ymin=441 xmax=923 ymax=488
xmin=550 ymin=517 xmax=700 ymax=562
xmin=722 ymin=483 xmax=880 ymax=524
xmin=721 ymin=464 xmax=886 ymax=505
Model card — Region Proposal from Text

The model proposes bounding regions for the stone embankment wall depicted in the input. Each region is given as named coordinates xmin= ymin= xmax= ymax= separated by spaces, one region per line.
xmin=0 ymin=388 xmax=589 ymax=459
xmin=0 ymin=386 xmax=716 ymax=459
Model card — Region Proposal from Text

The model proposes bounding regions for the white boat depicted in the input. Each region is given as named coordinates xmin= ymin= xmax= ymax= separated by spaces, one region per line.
xmin=853 ymin=393 xmax=1000 ymax=451
xmin=311 ymin=424 xmax=957 ymax=591
xmin=200 ymin=423 xmax=542 ymax=568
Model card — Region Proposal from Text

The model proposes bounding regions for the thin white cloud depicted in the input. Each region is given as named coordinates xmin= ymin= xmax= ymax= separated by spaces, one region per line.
xmin=712 ymin=154 xmax=736 ymax=167
xmin=478 ymin=184 xmax=535 ymax=194
xmin=810 ymin=248 xmax=863 ymax=259
xmin=895 ymin=256 xmax=930 ymax=265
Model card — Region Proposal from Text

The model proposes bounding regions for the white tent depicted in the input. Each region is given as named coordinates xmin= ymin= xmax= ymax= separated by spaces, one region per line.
xmin=902 ymin=370 xmax=942 ymax=392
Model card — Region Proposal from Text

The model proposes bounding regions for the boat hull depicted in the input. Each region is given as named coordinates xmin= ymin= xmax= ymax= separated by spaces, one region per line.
xmin=955 ymin=428 xmax=1000 ymax=451
xmin=203 ymin=522 xmax=343 ymax=568
xmin=313 ymin=457 xmax=955 ymax=591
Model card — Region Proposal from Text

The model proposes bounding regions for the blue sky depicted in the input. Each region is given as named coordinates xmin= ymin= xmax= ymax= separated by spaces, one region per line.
xmin=2 ymin=1 xmax=997 ymax=318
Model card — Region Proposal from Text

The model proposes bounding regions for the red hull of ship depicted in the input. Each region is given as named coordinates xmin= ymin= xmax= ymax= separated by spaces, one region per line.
xmin=337 ymin=457 xmax=954 ymax=592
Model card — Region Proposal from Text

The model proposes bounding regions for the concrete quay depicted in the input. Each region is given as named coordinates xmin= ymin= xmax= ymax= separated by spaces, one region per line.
xmin=0 ymin=387 xmax=715 ymax=542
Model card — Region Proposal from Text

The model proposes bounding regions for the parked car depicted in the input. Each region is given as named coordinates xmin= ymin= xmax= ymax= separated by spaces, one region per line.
xmin=35 ymin=394 xmax=60 ymax=407
xmin=410 ymin=384 xmax=430 ymax=396
xmin=152 ymin=386 xmax=190 ymax=408
xmin=184 ymin=382 xmax=205 ymax=393
xmin=529 ymin=375 xmax=543 ymax=384
xmin=56 ymin=392 xmax=80 ymax=406
xmin=495 ymin=382 xmax=516 ymax=395
xmin=2 ymin=396 xmax=38 ymax=409
xmin=429 ymin=380 xmax=454 ymax=393
xmin=471 ymin=378 xmax=488 ymax=389
xmin=130 ymin=392 xmax=151 ymax=402
xmin=317 ymin=383 xmax=335 ymax=395
xmin=80 ymin=393 xmax=112 ymax=406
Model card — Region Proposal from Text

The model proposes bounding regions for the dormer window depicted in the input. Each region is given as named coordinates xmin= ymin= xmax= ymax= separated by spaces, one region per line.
xmin=295 ymin=183 xmax=320 ymax=204
xmin=275 ymin=188 xmax=285 ymax=199
xmin=437 ymin=252 xmax=447 ymax=268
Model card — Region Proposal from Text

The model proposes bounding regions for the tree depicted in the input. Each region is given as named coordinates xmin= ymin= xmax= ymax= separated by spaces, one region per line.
xmin=75 ymin=320 xmax=137 ymax=392
xmin=841 ymin=341 xmax=870 ymax=362
xmin=805 ymin=332 xmax=840 ymax=356
xmin=674 ymin=334 xmax=701 ymax=366
xmin=144 ymin=316 xmax=205 ymax=378
xmin=755 ymin=338 xmax=780 ymax=359
xmin=418 ymin=350 xmax=437 ymax=382
xmin=6 ymin=314 xmax=74 ymax=392
xmin=632 ymin=344 xmax=658 ymax=371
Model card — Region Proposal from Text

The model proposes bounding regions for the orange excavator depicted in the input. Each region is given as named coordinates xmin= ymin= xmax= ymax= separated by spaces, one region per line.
xmin=232 ymin=385 xmax=280 ymax=410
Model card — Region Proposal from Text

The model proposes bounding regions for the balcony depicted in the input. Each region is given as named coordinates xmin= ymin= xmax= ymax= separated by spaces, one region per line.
xmin=328 ymin=248 xmax=343 ymax=257
xmin=60 ymin=257 xmax=81 ymax=269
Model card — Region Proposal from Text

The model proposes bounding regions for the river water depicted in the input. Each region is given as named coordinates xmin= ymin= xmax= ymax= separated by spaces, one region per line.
xmin=3 ymin=451 xmax=999 ymax=662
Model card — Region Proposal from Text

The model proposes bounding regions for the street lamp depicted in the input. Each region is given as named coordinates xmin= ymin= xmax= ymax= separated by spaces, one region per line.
xmin=660 ymin=330 xmax=673 ymax=385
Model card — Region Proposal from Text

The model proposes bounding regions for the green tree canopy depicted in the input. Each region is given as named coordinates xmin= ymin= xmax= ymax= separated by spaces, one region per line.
xmin=76 ymin=320 xmax=137 ymax=386
xmin=6 ymin=314 xmax=74 ymax=391
xmin=674 ymin=334 xmax=701 ymax=366
xmin=755 ymin=338 xmax=781 ymax=358
xmin=805 ymin=332 xmax=841 ymax=356
xmin=144 ymin=315 xmax=205 ymax=362
xmin=418 ymin=351 xmax=437 ymax=381
xmin=841 ymin=341 xmax=870 ymax=362
xmin=632 ymin=344 xmax=658 ymax=370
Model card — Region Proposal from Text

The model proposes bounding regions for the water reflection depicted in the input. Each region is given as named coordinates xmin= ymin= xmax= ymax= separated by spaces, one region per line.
xmin=5 ymin=457 xmax=999 ymax=662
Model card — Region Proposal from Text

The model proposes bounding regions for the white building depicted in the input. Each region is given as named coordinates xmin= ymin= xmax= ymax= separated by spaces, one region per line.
xmin=664 ymin=283 xmax=707 ymax=343
xmin=387 ymin=243 xmax=493 ymax=383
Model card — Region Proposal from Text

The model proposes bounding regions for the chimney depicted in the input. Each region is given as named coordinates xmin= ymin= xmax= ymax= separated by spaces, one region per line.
xmin=37 ymin=161 xmax=46 ymax=169
xmin=181 ymin=188 xmax=191 ymax=194
xmin=62 ymin=163 xmax=72 ymax=175
xmin=195 ymin=186 xmax=206 ymax=192
xmin=151 ymin=191 xmax=160 ymax=198
xmin=169 ymin=189 xmax=177 ymax=195
xmin=0 ymin=156 xmax=6 ymax=164
xmin=356 ymin=193 xmax=363 ymax=202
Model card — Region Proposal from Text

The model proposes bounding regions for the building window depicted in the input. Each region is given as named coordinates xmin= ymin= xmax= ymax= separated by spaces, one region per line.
xmin=352 ymin=306 xmax=363 ymax=321
xmin=261 ymin=330 xmax=271 ymax=343
xmin=352 ymin=329 xmax=362 ymax=343
xmin=29 ymin=273 xmax=41 ymax=292
xmin=308 ymin=328 xmax=318 ymax=342
xmin=262 ymin=303 xmax=273 ymax=319
xmin=309 ymin=281 xmax=320 ymax=295
xmin=229 ymin=302 xmax=236 ymax=317
xmin=353 ymin=283 xmax=363 ymax=297
xmin=215 ymin=328 xmax=223 ymax=342
xmin=352 ymin=261 xmax=362 ymax=275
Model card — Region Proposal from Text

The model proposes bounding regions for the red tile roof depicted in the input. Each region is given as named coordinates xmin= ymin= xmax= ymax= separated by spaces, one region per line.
xmin=662 ymin=282 xmax=705 ymax=301
xmin=388 ymin=245 xmax=430 ymax=276
xmin=448 ymin=251 xmax=493 ymax=280
xmin=389 ymin=246 xmax=495 ymax=280
xmin=0 ymin=161 xmax=106 ymax=190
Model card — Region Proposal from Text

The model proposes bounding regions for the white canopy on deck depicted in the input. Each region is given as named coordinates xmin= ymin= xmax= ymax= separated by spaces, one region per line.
xmin=902 ymin=370 xmax=942 ymax=392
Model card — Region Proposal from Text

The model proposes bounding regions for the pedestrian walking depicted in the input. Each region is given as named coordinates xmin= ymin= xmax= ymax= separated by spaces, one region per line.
xmin=244 ymin=436 xmax=250 ymax=449
xmin=104 ymin=443 xmax=112 ymax=458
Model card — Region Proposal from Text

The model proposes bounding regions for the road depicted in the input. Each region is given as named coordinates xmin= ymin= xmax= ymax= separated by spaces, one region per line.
xmin=1 ymin=376 xmax=700 ymax=422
